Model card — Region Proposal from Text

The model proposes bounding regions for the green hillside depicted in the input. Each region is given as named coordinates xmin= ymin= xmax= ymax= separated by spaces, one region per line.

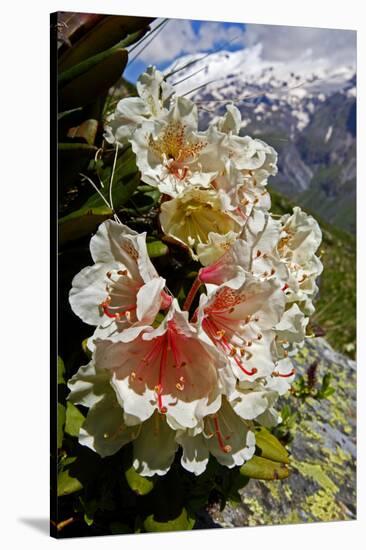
xmin=270 ymin=188 xmax=356 ymax=359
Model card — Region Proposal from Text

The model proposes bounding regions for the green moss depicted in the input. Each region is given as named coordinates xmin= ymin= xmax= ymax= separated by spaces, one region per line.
xmin=305 ymin=490 xmax=345 ymax=522
xmin=293 ymin=460 xmax=338 ymax=495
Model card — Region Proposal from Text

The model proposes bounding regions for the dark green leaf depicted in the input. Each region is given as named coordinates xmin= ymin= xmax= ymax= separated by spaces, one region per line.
xmin=143 ymin=507 xmax=195 ymax=532
xmin=65 ymin=402 xmax=85 ymax=438
xmin=58 ymin=458 xmax=83 ymax=497
xmin=57 ymin=403 xmax=66 ymax=449
xmin=125 ymin=465 xmax=155 ymax=496
xmin=240 ymin=455 xmax=290 ymax=480
xmin=59 ymin=49 xmax=128 ymax=111
xmin=57 ymin=356 xmax=65 ymax=385
xmin=59 ymin=205 xmax=113 ymax=244
xmin=254 ymin=427 xmax=290 ymax=464
xmin=59 ymin=16 xmax=153 ymax=72
xmin=146 ymin=240 xmax=169 ymax=258
xmin=59 ymin=30 xmax=143 ymax=87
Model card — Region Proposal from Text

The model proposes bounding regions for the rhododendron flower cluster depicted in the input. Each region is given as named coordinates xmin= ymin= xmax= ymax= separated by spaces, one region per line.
xmin=68 ymin=67 xmax=323 ymax=477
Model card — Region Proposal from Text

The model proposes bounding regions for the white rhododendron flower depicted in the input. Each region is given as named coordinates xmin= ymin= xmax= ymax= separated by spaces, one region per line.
xmin=211 ymin=104 xmax=278 ymax=178
xmin=69 ymin=220 xmax=171 ymax=334
xmin=67 ymin=361 xmax=140 ymax=457
xmin=160 ymin=187 xmax=240 ymax=254
xmin=104 ymin=66 xmax=175 ymax=145
xmin=196 ymin=230 xmax=239 ymax=267
xmin=93 ymin=300 xmax=228 ymax=429
xmin=177 ymin=398 xmax=256 ymax=473
xmin=131 ymin=97 xmax=218 ymax=197
xmin=197 ymin=274 xmax=286 ymax=382
xmin=65 ymin=65 xmax=324 ymax=478
xmin=278 ymin=207 xmax=323 ymax=314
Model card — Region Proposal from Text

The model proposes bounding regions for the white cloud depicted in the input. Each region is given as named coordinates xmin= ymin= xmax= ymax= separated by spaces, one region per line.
xmin=133 ymin=18 xmax=356 ymax=78
xmin=136 ymin=19 xmax=246 ymax=64
xmin=243 ymin=23 xmax=356 ymax=68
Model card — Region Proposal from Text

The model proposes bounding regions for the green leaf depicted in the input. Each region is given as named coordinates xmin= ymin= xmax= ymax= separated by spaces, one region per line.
xmin=58 ymin=143 xmax=97 ymax=190
xmin=146 ymin=240 xmax=169 ymax=258
xmin=59 ymin=49 xmax=128 ymax=111
xmin=109 ymin=521 xmax=131 ymax=535
xmin=322 ymin=387 xmax=335 ymax=397
xmin=57 ymin=403 xmax=66 ymax=449
xmin=58 ymin=458 xmax=83 ymax=497
xmin=125 ymin=465 xmax=155 ymax=496
xmin=65 ymin=402 xmax=85 ymax=438
xmin=59 ymin=16 xmax=153 ymax=72
xmin=254 ymin=427 xmax=290 ymax=464
xmin=57 ymin=356 xmax=65 ymax=385
xmin=84 ymin=513 xmax=94 ymax=527
xmin=59 ymin=205 xmax=113 ymax=244
xmin=240 ymin=455 xmax=290 ymax=480
xmin=143 ymin=508 xmax=195 ymax=532
xmin=59 ymin=31 xmax=143 ymax=87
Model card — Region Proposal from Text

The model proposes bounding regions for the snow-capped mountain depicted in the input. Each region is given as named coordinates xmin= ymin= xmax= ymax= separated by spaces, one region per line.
xmin=166 ymin=47 xmax=356 ymax=233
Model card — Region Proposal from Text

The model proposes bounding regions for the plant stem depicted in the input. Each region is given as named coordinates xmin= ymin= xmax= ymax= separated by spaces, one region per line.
xmin=56 ymin=517 xmax=76 ymax=532
xmin=183 ymin=276 xmax=202 ymax=312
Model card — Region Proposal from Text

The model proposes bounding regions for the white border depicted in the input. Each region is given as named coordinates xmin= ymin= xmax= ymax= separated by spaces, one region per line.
xmin=1 ymin=0 xmax=364 ymax=547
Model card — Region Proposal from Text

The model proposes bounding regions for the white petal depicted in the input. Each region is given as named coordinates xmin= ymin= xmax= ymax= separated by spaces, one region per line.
xmin=176 ymin=432 xmax=209 ymax=475
xmin=205 ymin=400 xmax=256 ymax=468
xmin=90 ymin=220 xmax=136 ymax=264
xmin=69 ymin=261 xmax=118 ymax=326
xmin=111 ymin=374 xmax=156 ymax=423
xmin=79 ymin=392 xmax=140 ymax=457
xmin=133 ymin=413 xmax=178 ymax=477
xmin=67 ymin=361 xmax=111 ymax=408
xmin=229 ymin=384 xmax=277 ymax=420
xmin=136 ymin=277 xmax=166 ymax=323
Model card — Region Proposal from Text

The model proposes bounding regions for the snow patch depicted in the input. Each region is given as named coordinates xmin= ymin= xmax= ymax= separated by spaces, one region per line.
xmin=325 ymin=126 xmax=333 ymax=143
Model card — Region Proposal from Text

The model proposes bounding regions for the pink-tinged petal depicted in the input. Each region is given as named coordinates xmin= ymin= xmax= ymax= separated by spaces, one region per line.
xmin=70 ymin=220 xmax=166 ymax=328
xmin=199 ymin=274 xmax=285 ymax=381
xmin=199 ymin=239 xmax=250 ymax=286
xmin=94 ymin=301 xmax=225 ymax=428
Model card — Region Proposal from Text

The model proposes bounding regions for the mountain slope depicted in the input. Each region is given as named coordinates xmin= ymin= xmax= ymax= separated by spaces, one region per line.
xmin=167 ymin=48 xmax=356 ymax=233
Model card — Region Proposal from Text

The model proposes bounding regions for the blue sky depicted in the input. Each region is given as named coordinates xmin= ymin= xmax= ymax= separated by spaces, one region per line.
xmin=124 ymin=19 xmax=247 ymax=82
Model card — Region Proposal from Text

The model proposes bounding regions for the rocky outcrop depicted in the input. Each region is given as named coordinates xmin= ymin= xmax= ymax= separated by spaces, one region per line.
xmin=210 ymin=338 xmax=356 ymax=527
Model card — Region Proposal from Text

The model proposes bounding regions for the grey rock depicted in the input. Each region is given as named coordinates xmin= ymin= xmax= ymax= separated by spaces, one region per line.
xmin=209 ymin=337 xmax=356 ymax=527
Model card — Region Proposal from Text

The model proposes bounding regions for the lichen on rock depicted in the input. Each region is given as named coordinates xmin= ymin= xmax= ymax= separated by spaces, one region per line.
xmin=210 ymin=337 xmax=356 ymax=527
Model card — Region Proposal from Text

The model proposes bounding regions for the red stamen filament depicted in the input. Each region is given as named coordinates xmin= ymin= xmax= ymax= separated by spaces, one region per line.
xmin=101 ymin=301 xmax=136 ymax=319
xmin=183 ymin=276 xmax=202 ymax=312
xmin=168 ymin=328 xmax=183 ymax=368
xmin=139 ymin=338 xmax=164 ymax=368
xmin=157 ymin=335 xmax=168 ymax=414
xmin=272 ymin=368 xmax=295 ymax=378
xmin=204 ymin=318 xmax=257 ymax=376
xmin=213 ymin=416 xmax=232 ymax=454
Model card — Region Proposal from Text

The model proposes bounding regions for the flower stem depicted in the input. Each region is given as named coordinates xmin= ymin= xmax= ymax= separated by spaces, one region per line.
xmin=183 ymin=276 xmax=202 ymax=312
xmin=56 ymin=517 xmax=76 ymax=532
